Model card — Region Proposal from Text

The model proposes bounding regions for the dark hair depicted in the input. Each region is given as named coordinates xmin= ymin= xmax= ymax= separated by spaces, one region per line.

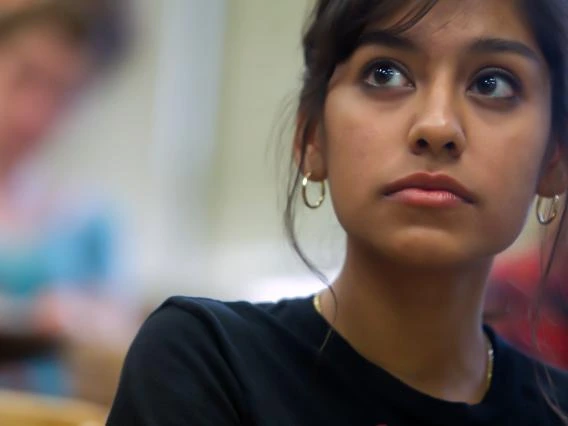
xmin=284 ymin=0 xmax=568 ymax=420
xmin=0 ymin=0 xmax=127 ymax=68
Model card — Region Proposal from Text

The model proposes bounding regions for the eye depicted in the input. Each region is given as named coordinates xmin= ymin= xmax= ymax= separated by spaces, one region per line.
xmin=363 ymin=60 xmax=412 ymax=89
xmin=469 ymin=70 xmax=519 ymax=100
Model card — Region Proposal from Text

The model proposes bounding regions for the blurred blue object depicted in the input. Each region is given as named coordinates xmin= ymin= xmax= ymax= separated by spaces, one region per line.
xmin=0 ymin=204 xmax=118 ymax=395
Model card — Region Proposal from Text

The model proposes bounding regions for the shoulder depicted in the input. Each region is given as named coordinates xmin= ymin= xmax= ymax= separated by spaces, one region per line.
xmin=108 ymin=297 xmax=269 ymax=425
xmin=108 ymin=295 xmax=315 ymax=425
xmin=496 ymin=331 xmax=568 ymax=386
xmin=532 ymin=361 xmax=568 ymax=422
xmin=122 ymin=295 xmax=321 ymax=382
xmin=535 ymin=361 xmax=568 ymax=407
xmin=128 ymin=295 xmax=313 ymax=359
xmin=125 ymin=297 xmax=250 ymax=358
xmin=146 ymin=296 xmax=277 ymax=331
xmin=492 ymin=330 xmax=568 ymax=421
xmin=149 ymin=295 xmax=311 ymax=332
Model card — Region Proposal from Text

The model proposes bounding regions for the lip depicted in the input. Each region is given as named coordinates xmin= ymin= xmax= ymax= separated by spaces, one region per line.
xmin=383 ymin=172 xmax=476 ymax=205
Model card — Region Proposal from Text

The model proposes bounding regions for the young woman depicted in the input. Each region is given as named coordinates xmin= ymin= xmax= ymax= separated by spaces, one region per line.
xmin=109 ymin=0 xmax=568 ymax=424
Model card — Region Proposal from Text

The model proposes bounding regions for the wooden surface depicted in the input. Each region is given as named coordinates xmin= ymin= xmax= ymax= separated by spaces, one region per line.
xmin=0 ymin=389 xmax=107 ymax=426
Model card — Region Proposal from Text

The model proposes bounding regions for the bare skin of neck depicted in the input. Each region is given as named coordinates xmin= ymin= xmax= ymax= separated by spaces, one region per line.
xmin=318 ymin=241 xmax=493 ymax=404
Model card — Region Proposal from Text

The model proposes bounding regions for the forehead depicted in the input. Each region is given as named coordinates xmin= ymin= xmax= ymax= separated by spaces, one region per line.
xmin=3 ymin=22 xmax=80 ymax=56
xmin=0 ymin=23 xmax=92 ymax=84
xmin=0 ymin=0 xmax=36 ymax=14
xmin=375 ymin=0 xmax=538 ymax=55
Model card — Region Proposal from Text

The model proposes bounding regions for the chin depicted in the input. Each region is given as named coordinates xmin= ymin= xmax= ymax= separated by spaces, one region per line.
xmin=373 ymin=228 xmax=495 ymax=269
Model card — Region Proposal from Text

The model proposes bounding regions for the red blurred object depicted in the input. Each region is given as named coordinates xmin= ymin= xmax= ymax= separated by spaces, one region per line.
xmin=487 ymin=253 xmax=568 ymax=370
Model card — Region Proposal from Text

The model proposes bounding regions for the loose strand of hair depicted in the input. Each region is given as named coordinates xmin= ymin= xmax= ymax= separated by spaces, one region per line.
xmin=535 ymin=198 xmax=568 ymax=424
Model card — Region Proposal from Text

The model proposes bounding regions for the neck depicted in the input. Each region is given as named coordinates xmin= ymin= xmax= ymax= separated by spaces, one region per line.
xmin=321 ymin=241 xmax=493 ymax=403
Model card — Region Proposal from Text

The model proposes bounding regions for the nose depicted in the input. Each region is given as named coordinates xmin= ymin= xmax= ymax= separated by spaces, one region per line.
xmin=408 ymin=83 xmax=466 ymax=160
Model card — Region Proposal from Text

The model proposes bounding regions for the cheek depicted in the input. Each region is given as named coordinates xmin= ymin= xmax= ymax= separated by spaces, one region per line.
xmin=322 ymin=88 xmax=406 ymax=215
xmin=321 ymin=86 xmax=551 ymax=259
xmin=465 ymin=113 xmax=550 ymax=248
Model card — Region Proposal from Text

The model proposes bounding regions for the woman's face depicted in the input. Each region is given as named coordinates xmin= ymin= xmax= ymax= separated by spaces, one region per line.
xmin=307 ymin=0 xmax=565 ymax=267
xmin=0 ymin=22 xmax=90 ymax=165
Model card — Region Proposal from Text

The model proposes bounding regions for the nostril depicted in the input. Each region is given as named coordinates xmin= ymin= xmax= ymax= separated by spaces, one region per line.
xmin=446 ymin=141 xmax=456 ymax=151
xmin=417 ymin=139 xmax=428 ymax=149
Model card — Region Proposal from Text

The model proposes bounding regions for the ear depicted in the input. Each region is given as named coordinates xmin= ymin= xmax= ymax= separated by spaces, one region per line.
xmin=292 ymin=113 xmax=327 ymax=181
xmin=537 ymin=143 xmax=568 ymax=197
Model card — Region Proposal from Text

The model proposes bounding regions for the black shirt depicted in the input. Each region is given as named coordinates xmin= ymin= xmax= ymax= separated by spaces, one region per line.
xmin=108 ymin=296 xmax=568 ymax=425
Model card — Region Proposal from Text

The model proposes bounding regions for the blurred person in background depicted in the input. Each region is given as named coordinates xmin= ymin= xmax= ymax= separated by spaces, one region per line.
xmin=0 ymin=0 xmax=138 ymax=400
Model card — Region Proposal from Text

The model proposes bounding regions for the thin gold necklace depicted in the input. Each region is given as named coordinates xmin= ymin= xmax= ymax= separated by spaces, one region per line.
xmin=313 ymin=292 xmax=494 ymax=394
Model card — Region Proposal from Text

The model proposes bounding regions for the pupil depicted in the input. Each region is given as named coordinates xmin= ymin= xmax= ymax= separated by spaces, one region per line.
xmin=478 ymin=76 xmax=497 ymax=94
xmin=374 ymin=66 xmax=395 ymax=84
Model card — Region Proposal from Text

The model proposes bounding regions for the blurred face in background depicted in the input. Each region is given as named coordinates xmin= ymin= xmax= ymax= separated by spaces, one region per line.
xmin=0 ymin=20 xmax=91 ymax=170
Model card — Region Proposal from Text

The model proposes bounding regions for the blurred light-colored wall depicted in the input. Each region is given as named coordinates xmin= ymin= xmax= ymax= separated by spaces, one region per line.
xmin=205 ymin=0 xmax=338 ymax=301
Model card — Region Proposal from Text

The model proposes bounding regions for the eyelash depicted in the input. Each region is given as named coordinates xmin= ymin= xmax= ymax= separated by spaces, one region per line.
xmin=471 ymin=67 xmax=522 ymax=96
xmin=360 ymin=59 xmax=523 ymax=99
xmin=360 ymin=59 xmax=412 ymax=89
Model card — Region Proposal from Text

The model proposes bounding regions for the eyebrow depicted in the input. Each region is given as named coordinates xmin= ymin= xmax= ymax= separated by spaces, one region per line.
xmin=357 ymin=31 xmax=541 ymax=64
xmin=357 ymin=31 xmax=419 ymax=52
xmin=469 ymin=37 xmax=541 ymax=63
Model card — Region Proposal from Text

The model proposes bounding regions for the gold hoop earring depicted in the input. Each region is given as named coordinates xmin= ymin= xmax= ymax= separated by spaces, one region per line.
xmin=302 ymin=172 xmax=326 ymax=209
xmin=536 ymin=195 xmax=561 ymax=225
